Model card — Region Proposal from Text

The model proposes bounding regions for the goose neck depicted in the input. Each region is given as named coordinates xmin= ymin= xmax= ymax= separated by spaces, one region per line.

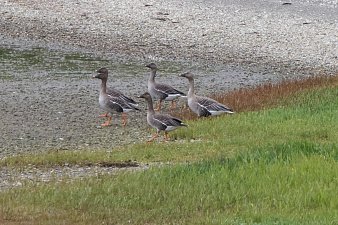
xmin=146 ymin=98 xmax=156 ymax=115
xmin=187 ymin=78 xmax=195 ymax=98
xmin=100 ymin=79 xmax=107 ymax=94
xmin=148 ymin=70 xmax=156 ymax=83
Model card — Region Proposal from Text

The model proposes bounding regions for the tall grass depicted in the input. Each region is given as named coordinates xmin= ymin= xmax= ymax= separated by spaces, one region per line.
xmin=218 ymin=74 xmax=338 ymax=112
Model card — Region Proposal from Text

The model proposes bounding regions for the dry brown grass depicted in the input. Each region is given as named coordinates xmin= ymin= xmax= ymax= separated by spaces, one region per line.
xmin=173 ymin=74 xmax=338 ymax=120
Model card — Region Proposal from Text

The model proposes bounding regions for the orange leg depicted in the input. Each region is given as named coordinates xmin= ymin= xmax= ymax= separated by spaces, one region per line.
xmin=147 ymin=132 xmax=159 ymax=143
xmin=155 ymin=100 xmax=162 ymax=111
xmin=101 ymin=116 xmax=112 ymax=127
xmin=121 ymin=113 xmax=128 ymax=127
xmin=180 ymin=101 xmax=188 ymax=112
xmin=164 ymin=131 xmax=170 ymax=141
xmin=99 ymin=112 xmax=108 ymax=118
xmin=169 ymin=101 xmax=177 ymax=111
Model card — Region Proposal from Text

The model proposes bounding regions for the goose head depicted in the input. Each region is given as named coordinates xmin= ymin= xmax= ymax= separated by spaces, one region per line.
xmin=93 ymin=68 xmax=108 ymax=80
xmin=180 ymin=72 xmax=194 ymax=80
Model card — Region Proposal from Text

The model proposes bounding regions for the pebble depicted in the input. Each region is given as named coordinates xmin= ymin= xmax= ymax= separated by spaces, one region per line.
xmin=0 ymin=164 xmax=149 ymax=191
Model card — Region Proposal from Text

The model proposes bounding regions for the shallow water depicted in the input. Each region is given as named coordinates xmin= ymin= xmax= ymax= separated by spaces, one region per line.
xmin=0 ymin=44 xmax=279 ymax=87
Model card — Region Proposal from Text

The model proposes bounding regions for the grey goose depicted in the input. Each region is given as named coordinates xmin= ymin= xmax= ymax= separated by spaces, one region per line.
xmin=93 ymin=68 xmax=139 ymax=127
xmin=138 ymin=92 xmax=187 ymax=142
xmin=146 ymin=63 xmax=186 ymax=111
xmin=180 ymin=72 xmax=234 ymax=117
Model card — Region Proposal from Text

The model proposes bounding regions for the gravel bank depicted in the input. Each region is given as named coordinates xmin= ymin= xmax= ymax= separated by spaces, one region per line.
xmin=0 ymin=162 xmax=148 ymax=190
xmin=1 ymin=0 xmax=337 ymax=73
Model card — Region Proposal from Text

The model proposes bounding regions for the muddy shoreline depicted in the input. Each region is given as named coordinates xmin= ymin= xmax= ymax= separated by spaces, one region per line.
xmin=0 ymin=0 xmax=337 ymax=157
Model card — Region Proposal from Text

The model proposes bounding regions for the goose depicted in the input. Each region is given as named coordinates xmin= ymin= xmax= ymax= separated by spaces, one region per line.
xmin=138 ymin=92 xmax=187 ymax=142
xmin=180 ymin=72 xmax=234 ymax=117
xmin=93 ymin=68 xmax=139 ymax=127
xmin=107 ymin=88 xmax=138 ymax=108
xmin=97 ymin=87 xmax=138 ymax=118
xmin=146 ymin=63 xmax=186 ymax=111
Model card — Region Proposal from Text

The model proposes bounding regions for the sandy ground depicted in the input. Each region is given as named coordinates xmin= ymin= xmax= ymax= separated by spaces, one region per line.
xmin=0 ymin=0 xmax=337 ymax=157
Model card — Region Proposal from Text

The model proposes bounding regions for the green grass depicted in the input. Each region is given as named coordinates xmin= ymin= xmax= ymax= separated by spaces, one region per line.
xmin=2 ymin=143 xmax=338 ymax=224
xmin=1 ymin=85 xmax=338 ymax=224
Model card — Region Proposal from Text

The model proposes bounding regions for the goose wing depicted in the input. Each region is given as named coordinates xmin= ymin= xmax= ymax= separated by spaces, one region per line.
xmin=154 ymin=83 xmax=185 ymax=96
xmin=106 ymin=95 xmax=139 ymax=113
xmin=107 ymin=88 xmax=138 ymax=105
xmin=152 ymin=114 xmax=186 ymax=131
xmin=196 ymin=96 xmax=233 ymax=114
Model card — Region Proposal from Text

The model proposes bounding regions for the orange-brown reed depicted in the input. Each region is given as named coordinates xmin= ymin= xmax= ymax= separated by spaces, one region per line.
xmin=173 ymin=74 xmax=338 ymax=120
